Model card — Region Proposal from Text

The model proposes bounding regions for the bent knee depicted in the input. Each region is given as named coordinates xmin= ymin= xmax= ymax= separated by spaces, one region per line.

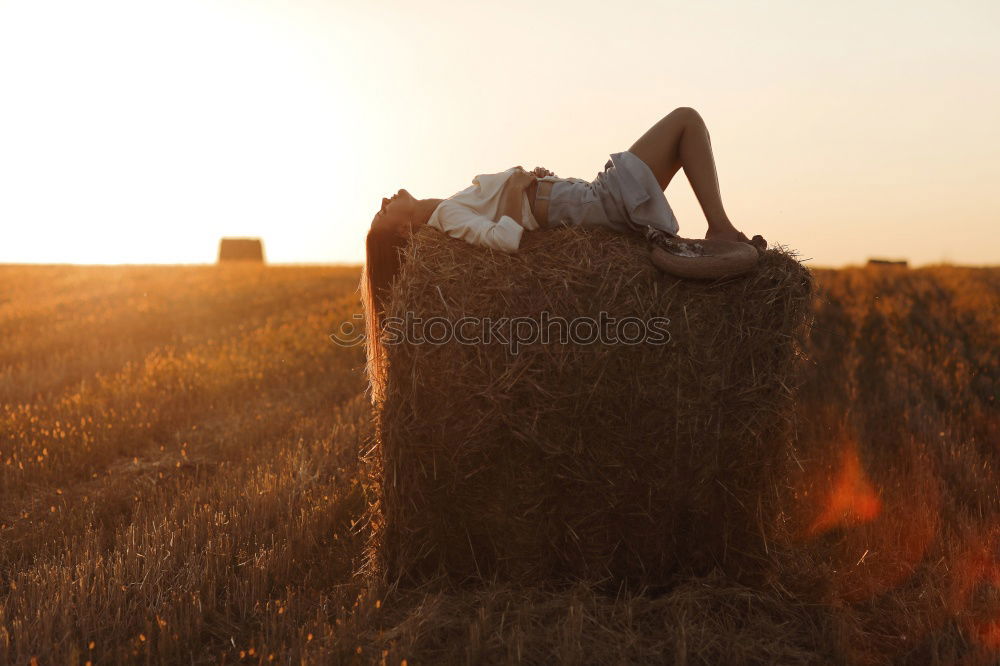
xmin=669 ymin=106 xmax=704 ymax=125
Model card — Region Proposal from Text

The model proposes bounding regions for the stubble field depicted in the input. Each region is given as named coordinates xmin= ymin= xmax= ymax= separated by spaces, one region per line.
xmin=0 ymin=261 xmax=997 ymax=664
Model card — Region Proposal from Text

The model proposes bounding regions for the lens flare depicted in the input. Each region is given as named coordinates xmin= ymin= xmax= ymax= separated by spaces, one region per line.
xmin=807 ymin=441 xmax=882 ymax=536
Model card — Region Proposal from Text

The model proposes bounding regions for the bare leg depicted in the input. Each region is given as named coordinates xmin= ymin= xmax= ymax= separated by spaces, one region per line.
xmin=628 ymin=107 xmax=760 ymax=246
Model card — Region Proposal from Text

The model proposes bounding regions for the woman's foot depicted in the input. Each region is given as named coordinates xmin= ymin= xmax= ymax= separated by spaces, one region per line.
xmin=705 ymin=226 xmax=767 ymax=257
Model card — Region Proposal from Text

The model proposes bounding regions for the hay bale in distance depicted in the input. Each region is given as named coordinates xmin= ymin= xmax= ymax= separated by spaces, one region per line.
xmin=367 ymin=225 xmax=814 ymax=588
xmin=218 ymin=237 xmax=265 ymax=263
xmin=867 ymin=258 xmax=908 ymax=267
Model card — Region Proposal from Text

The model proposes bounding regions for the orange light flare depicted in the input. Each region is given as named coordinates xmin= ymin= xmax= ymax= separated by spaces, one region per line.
xmin=788 ymin=435 xmax=941 ymax=603
xmin=807 ymin=440 xmax=882 ymax=537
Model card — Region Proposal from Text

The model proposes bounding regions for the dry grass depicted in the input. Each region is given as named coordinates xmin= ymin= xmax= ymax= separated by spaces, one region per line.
xmin=0 ymin=252 xmax=997 ymax=664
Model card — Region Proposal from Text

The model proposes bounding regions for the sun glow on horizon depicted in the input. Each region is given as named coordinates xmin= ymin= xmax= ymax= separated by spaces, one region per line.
xmin=1 ymin=0 xmax=998 ymax=266
xmin=0 ymin=0 xmax=363 ymax=264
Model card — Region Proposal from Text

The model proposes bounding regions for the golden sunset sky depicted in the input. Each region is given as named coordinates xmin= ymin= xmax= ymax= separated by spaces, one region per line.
xmin=1 ymin=0 xmax=997 ymax=267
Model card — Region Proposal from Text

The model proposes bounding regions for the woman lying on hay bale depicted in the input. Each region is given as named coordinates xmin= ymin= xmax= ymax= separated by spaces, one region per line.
xmin=357 ymin=107 xmax=812 ymax=588
xmin=365 ymin=106 xmax=768 ymax=294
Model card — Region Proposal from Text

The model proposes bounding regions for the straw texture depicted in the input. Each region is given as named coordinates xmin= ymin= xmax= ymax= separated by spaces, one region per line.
xmin=365 ymin=225 xmax=814 ymax=588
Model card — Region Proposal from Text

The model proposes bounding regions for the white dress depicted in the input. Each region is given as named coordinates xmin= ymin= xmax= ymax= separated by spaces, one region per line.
xmin=427 ymin=153 xmax=680 ymax=253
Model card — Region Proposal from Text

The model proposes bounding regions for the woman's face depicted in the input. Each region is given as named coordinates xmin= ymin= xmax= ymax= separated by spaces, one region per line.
xmin=372 ymin=188 xmax=417 ymax=233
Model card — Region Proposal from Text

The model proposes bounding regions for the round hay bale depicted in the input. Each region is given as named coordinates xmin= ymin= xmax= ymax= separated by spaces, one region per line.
xmin=365 ymin=225 xmax=814 ymax=588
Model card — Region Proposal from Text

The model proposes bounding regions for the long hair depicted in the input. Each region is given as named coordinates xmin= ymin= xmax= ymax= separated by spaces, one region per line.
xmin=360 ymin=224 xmax=408 ymax=406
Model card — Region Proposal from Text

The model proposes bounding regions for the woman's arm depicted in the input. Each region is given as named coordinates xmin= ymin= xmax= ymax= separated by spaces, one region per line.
xmin=430 ymin=200 xmax=524 ymax=253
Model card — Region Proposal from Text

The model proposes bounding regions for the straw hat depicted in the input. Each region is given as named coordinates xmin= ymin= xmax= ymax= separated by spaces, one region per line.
xmin=647 ymin=231 xmax=764 ymax=280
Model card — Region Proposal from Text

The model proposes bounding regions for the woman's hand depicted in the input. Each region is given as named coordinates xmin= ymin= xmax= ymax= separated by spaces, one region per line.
xmin=508 ymin=166 xmax=537 ymax=189
xmin=516 ymin=165 xmax=555 ymax=177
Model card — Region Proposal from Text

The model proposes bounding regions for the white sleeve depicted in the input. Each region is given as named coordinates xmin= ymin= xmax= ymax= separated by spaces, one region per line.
xmin=429 ymin=201 xmax=524 ymax=253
